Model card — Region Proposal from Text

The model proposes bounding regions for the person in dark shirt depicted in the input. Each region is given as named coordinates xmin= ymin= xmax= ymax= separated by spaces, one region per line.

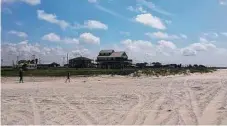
xmin=19 ymin=68 xmax=23 ymax=83
xmin=65 ymin=72 xmax=70 ymax=83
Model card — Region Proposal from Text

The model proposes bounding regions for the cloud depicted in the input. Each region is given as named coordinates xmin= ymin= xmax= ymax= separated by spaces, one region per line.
xmin=16 ymin=22 xmax=23 ymax=26
xmin=79 ymin=33 xmax=100 ymax=45
xmin=120 ymin=39 xmax=180 ymax=61
xmin=199 ymin=37 xmax=208 ymax=43
xmin=158 ymin=40 xmax=176 ymax=50
xmin=1 ymin=41 xmax=92 ymax=65
xmin=179 ymin=42 xmax=227 ymax=66
xmin=20 ymin=0 xmax=40 ymax=5
xmin=219 ymin=0 xmax=227 ymax=5
xmin=184 ymin=42 xmax=217 ymax=53
xmin=42 ymin=32 xmax=100 ymax=45
xmin=135 ymin=13 xmax=166 ymax=30
xmin=120 ymin=31 xmax=130 ymax=36
xmin=189 ymin=43 xmax=210 ymax=52
xmin=165 ymin=20 xmax=172 ymax=24
xmin=136 ymin=0 xmax=173 ymax=16
xmin=203 ymin=32 xmax=219 ymax=38
xmin=146 ymin=31 xmax=181 ymax=39
xmin=181 ymin=48 xmax=197 ymax=56
xmin=19 ymin=40 xmax=29 ymax=45
xmin=180 ymin=34 xmax=187 ymax=39
xmin=2 ymin=0 xmax=40 ymax=5
xmin=121 ymin=39 xmax=153 ymax=51
xmin=2 ymin=38 xmax=227 ymax=66
xmin=146 ymin=32 xmax=187 ymax=40
xmin=127 ymin=6 xmax=147 ymax=13
xmin=42 ymin=33 xmax=79 ymax=44
xmin=62 ymin=38 xmax=80 ymax=44
xmin=127 ymin=6 xmax=134 ymax=11
xmin=221 ymin=32 xmax=227 ymax=36
xmin=42 ymin=33 xmax=61 ymax=42
xmin=88 ymin=0 xmax=98 ymax=3
xmin=95 ymin=4 xmax=129 ymax=20
xmin=2 ymin=8 xmax=12 ymax=14
xmin=1 ymin=0 xmax=15 ymax=4
xmin=74 ymin=20 xmax=108 ymax=30
xmin=88 ymin=1 xmax=130 ymax=21
xmin=119 ymin=38 xmax=227 ymax=66
xmin=71 ymin=48 xmax=90 ymax=57
xmin=87 ymin=2 xmax=129 ymax=21
xmin=37 ymin=10 xmax=70 ymax=29
xmin=8 ymin=30 xmax=28 ymax=38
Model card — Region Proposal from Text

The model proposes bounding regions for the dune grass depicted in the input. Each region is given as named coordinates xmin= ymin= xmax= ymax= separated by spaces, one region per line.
xmin=1 ymin=67 xmax=216 ymax=77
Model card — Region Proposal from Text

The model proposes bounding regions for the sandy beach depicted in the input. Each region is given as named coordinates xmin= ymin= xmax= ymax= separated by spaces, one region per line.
xmin=1 ymin=69 xmax=227 ymax=125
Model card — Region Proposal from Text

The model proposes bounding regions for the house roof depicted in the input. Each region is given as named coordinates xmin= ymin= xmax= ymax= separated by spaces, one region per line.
xmin=99 ymin=50 xmax=114 ymax=54
xmin=97 ymin=51 xmax=127 ymax=58
xmin=50 ymin=62 xmax=60 ymax=65
xmin=69 ymin=57 xmax=92 ymax=61
xmin=109 ymin=52 xmax=125 ymax=57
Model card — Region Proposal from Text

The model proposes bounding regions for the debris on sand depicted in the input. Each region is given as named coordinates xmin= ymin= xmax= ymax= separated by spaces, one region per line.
xmin=191 ymin=86 xmax=203 ymax=91
xmin=218 ymin=107 xmax=225 ymax=110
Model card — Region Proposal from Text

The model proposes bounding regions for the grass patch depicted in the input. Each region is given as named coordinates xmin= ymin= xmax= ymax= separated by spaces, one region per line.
xmin=1 ymin=68 xmax=135 ymax=77
xmin=1 ymin=67 xmax=216 ymax=77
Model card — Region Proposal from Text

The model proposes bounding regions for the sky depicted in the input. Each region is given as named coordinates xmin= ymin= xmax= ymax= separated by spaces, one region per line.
xmin=1 ymin=0 xmax=227 ymax=66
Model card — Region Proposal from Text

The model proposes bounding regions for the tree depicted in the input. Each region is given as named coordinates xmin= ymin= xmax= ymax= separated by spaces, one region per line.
xmin=35 ymin=58 xmax=38 ymax=64
xmin=27 ymin=60 xmax=31 ymax=64
xmin=136 ymin=62 xmax=148 ymax=69
xmin=152 ymin=62 xmax=162 ymax=68
xmin=30 ymin=60 xmax=35 ymax=64
xmin=188 ymin=64 xmax=192 ymax=68
xmin=22 ymin=63 xmax=28 ymax=71
xmin=193 ymin=64 xmax=198 ymax=68
xmin=199 ymin=65 xmax=206 ymax=68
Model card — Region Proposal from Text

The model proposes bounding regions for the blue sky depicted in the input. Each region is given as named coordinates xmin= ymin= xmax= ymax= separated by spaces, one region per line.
xmin=1 ymin=0 xmax=227 ymax=66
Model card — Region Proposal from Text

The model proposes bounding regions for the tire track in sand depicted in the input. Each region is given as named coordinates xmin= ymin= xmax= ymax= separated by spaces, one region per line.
xmin=52 ymin=88 xmax=97 ymax=125
xmin=143 ymin=78 xmax=174 ymax=125
xmin=180 ymin=78 xmax=199 ymax=125
xmin=58 ymin=97 xmax=97 ymax=125
xmin=121 ymin=91 xmax=149 ymax=125
xmin=199 ymin=79 xmax=227 ymax=125
xmin=185 ymin=77 xmax=226 ymax=125
xmin=30 ymin=97 xmax=41 ymax=125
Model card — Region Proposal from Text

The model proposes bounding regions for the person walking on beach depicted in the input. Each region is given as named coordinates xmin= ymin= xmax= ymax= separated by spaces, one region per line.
xmin=65 ymin=71 xmax=70 ymax=83
xmin=19 ymin=68 xmax=23 ymax=83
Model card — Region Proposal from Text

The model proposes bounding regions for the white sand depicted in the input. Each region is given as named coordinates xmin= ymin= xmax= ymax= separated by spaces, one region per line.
xmin=1 ymin=70 xmax=227 ymax=125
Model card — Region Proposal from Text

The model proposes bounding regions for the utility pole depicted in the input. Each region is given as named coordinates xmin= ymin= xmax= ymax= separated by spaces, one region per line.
xmin=12 ymin=60 xmax=14 ymax=67
xmin=17 ymin=56 xmax=19 ymax=65
xmin=67 ymin=53 xmax=69 ymax=68
xmin=39 ymin=58 xmax=41 ymax=64
xmin=63 ymin=57 xmax=65 ymax=66
xmin=32 ymin=55 xmax=35 ymax=61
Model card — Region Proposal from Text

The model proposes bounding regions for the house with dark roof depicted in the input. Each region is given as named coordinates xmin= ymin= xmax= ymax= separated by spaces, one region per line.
xmin=17 ymin=59 xmax=37 ymax=70
xmin=69 ymin=57 xmax=92 ymax=68
xmin=37 ymin=62 xmax=60 ymax=69
xmin=96 ymin=50 xmax=132 ymax=69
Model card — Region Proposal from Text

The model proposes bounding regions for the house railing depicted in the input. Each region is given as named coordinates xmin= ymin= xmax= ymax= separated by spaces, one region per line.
xmin=96 ymin=59 xmax=132 ymax=62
